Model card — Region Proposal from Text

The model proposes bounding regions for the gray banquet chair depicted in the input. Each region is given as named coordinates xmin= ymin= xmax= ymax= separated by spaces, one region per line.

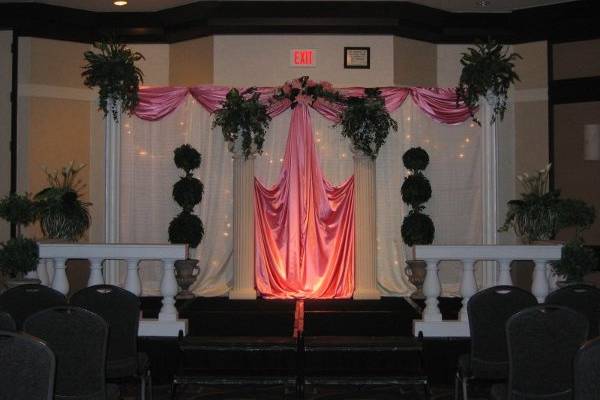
xmin=71 ymin=284 xmax=152 ymax=400
xmin=490 ymin=305 xmax=588 ymax=400
xmin=23 ymin=306 xmax=119 ymax=400
xmin=545 ymin=283 xmax=600 ymax=338
xmin=455 ymin=285 xmax=537 ymax=400
xmin=0 ymin=330 xmax=55 ymax=400
xmin=0 ymin=310 xmax=16 ymax=331
xmin=0 ymin=284 xmax=67 ymax=330
xmin=574 ymin=337 xmax=600 ymax=400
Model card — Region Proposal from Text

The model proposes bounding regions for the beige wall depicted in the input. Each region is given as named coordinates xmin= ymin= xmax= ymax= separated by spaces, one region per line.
xmin=393 ymin=37 xmax=436 ymax=87
xmin=213 ymin=35 xmax=395 ymax=87
xmin=553 ymin=39 xmax=600 ymax=80
xmin=554 ymin=102 xmax=600 ymax=245
xmin=0 ymin=31 xmax=12 ymax=242
xmin=170 ymin=37 xmax=213 ymax=86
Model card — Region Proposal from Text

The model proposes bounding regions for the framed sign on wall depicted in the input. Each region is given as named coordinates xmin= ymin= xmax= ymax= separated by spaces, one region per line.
xmin=344 ymin=47 xmax=370 ymax=69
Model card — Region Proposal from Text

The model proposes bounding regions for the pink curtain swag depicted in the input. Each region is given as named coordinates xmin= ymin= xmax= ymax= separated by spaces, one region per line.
xmin=133 ymin=82 xmax=473 ymax=299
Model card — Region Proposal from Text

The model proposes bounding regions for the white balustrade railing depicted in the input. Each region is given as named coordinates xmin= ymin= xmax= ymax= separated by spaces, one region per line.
xmin=37 ymin=243 xmax=188 ymax=337
xmin=413 ymin=245 xmax=562 ymax=337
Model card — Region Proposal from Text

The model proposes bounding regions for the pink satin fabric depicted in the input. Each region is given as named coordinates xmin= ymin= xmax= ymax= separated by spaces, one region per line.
xmin=254 ymin=104 xmax=355 ymax=298
xmin=135 ymin=85 xmax=472 ymax=125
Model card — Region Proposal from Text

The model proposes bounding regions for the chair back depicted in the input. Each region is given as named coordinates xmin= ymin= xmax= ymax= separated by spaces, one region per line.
xmin=574 ymin=337 xmax=600 ymax=400
xmin=507 ymin=305 xmax=588 ymax=400
xmin=23 ymin=306 xmax=108 ymax=400
xmin=0 ymin=284 xmax=67 ymax=330
xmin=70 ymin=284 xmax=140 ymax=363
xmin=467 ymin=285 xmax=537 ymax=379
xmin=0 ymin=311 xmax=16 ymax=331
xmin=0 ymin=330 xmax=55 ymax=400
xmin=546 ymin=284 xmax=600 ymax=338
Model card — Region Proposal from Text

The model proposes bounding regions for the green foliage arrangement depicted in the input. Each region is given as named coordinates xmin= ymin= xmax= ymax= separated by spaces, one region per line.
xmin=273 ymin=76 xmax=344 ymax=109
xmin=457 ymin=39 xmax=521 ymax=124
xmin=0 ymin=193 xmax=37 ymax=235
xmin=339 ymin=88 xmax=398 ymax=159
xmin=552 ymin=238 xmax=598 ymax=282
xmin=34 ymin=162 xmax=91 ymax=241
xmin=0 ymin=236 xmax=39 ymax=278
xmin=213 ymin=88 xmax=271 ymax=158
xmin=499 ymin=164 xmax=595 ymax=242
xmin=82 ymin=39 xmax=144 ymax=120
xmin=168 ymin=144 xmax=204 ymax=249
xmin=401 ymin=147 xmax=435 ymax=247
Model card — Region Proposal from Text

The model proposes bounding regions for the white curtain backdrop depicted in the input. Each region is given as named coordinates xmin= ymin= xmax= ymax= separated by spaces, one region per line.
xmin=121 ymin=96 xmax=482 ymax=297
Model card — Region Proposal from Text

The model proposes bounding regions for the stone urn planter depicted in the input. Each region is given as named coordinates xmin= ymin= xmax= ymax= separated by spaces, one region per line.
xmin=174 ymin=259 xmax=199 ymax=299
xmin=405 ymin=260 xmax=427 ymax=300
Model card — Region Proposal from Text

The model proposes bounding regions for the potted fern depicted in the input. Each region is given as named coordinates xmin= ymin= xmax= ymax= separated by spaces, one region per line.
xmin=82 ymin=39 xmax=144 ymax=121
xmin=34 ymin=163 xmax=91 ymax=242
xmin=339 ymin=88 xmax=398 ymax=158
xmin=401 ymin=147 xmax=435 ymax=299
xmin=0 ymin=193 xmax=40 ymax=287
xmin=212 ymin=88 xmax=271 ymax=158
xmin=168 ymin=144 xmax=204 ymax=299
xmin=457 ymin=39 xmax=521 ymax=124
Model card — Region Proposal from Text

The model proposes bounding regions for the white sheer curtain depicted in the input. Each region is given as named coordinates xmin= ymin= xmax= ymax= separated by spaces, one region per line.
xmin=121 ymin=96 xmax=482 ymax=297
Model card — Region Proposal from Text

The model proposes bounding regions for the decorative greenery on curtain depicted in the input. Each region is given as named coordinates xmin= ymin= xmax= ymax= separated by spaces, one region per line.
xmin=273 ymin=76 xmax=343 ymax=108
xmin=339 ymin=88 xmax=398 ymax=159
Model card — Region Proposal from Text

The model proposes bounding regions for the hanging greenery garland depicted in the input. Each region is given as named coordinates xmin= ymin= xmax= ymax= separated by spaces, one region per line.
xmin=338 ymin=88 xmax=398 ymax=159
xmin=82 ymin=39 xmax=145 ymax=121
xmin=457 ymin=39 xmax=521 ymax=125
xmin=213 ymin=88 xmax=272 ymax=158
xmin=273 ymin=76 xmax=344 ymax=109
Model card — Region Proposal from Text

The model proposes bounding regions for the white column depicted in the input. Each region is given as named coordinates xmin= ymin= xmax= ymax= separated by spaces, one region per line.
xmin=480 ymin=98 xmax=498 ymax=288
xmin=353 ymin=151 xmax=380 ymax=299
xmin=51 ymin=258 xmax=69 ymax=295
xmin=229 ymin=147 xmax=257 ymax=300
xmin=459 ymin=259 xmax=477 ymax=322
xmin=104 ymin=99 xmax=121 ymax=286
xmin=88 ymin=258 xmax=104 ymax=287
xmin=532 ymin=259 xmax=550 ymax=303
xmin=36 ymin=259 xmax=49 ymax=286
xmin=158 ymin=259 xmax=178 ymax=321
xmin=497 ymin=259 xmax=513 ymax=286
xmin=124 ymin=258 xmax=141 ymax=296
xmin=422 ymin=259 xmax=442 ymax=321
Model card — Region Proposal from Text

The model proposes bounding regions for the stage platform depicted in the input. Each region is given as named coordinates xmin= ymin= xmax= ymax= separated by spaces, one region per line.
xmin=139 ymin=296 xmax=469 ymax=389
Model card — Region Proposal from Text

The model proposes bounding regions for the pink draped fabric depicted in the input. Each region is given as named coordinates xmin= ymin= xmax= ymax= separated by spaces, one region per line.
xmin=410 ymin=87 xmax=474 ymax=125
xmin=135 ymin=85 xmax=472 ymax=125
xmin=254 ymin=103 xmax=355 ymax=299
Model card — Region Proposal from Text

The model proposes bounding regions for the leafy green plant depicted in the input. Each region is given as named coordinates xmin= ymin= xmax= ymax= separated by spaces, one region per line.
xmin=457 ymin=39 xmax=521 ymax=124
xmin=552 ymin=239 xmax=598 ymax=282
xmin=273 ymin=76 xmax=344 ymax=109
xmin=339 ymin=88 xmax=398 ymax=159
xmin=34 ymin=162 xmax=91 ymax=241
xmin=82 ymin=39 xmax=144 ymax=120
xmin=401 ymin=147 xmax=435 ymax=247
xmin=213 ymin=88 xmax=271 ymax=158
xmin=168 ymin=144 xmax=204 ymax=249
xmin=0 ymin=236 xmax=39 ymax=278
xmin=0 ymin=193 xmax=37 ymax=235
xmin=499 ymin=164 xmax=595 ymax=243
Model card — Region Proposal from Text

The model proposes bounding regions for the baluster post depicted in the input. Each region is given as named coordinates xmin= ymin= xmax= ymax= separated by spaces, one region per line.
xmin=532 ymin=259 xmax=550 ymax=303
xmin=422 ymin=259 xmax=442 ymax=321
xmin=459 ymin=259 xmax=477 ymax=322
xmin=497 ymin=259 xmax=513 ymax=286
xmin=88 ymin=258 xmax=105 ymax=287
xmin=158 ymin=259 xmax=178 ymax=321
xmin=51 ymin=258 xmax=69 ymax=295
xmin=36 ymin=259 xmax=49 ymax=286
xmin=124 ymin=259 xmax=141 ymax=296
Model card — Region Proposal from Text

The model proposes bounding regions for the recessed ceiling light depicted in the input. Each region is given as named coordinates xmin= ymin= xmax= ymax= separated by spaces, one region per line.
xmin=114 ymin=1 xmax=128 ymax=6
xmin=477 ymin=0 xmax=490 ymax=6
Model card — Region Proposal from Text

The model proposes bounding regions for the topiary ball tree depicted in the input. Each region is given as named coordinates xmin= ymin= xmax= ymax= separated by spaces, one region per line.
xmin=401 ymin=147 xmax=435 ymax=247
xmin=168 ymin=144 xmax=204 ymax=251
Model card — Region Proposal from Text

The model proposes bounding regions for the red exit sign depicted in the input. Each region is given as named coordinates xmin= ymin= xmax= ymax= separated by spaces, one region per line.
xmin=290 ymin=49 xmax=316 ymax=67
